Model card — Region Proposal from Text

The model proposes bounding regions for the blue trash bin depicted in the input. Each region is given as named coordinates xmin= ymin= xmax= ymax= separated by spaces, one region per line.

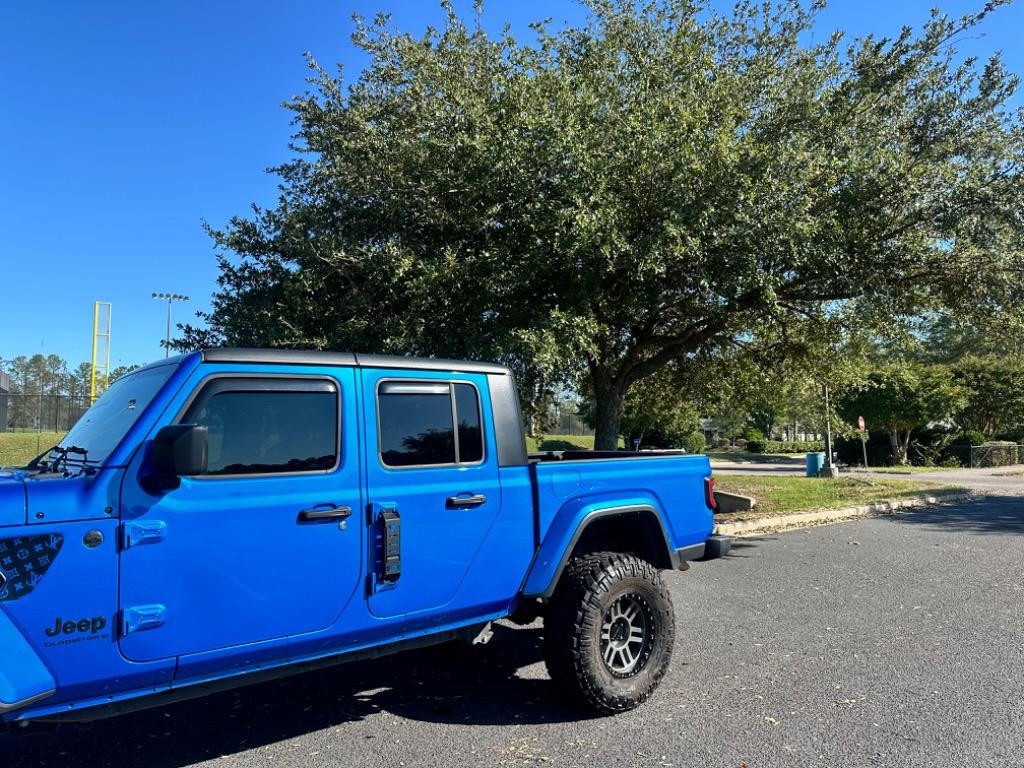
xmin=806 ymin=452 xmax=825 ymax=478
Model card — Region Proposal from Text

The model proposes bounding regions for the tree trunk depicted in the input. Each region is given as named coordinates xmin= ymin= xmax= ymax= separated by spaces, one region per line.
xmin=890 ymin=429 xmax=911 ymax=465
xmin=592 ymin=376 xmax=626 ymax=450
xmin=890 ymin=430 xmax=904 ymax=465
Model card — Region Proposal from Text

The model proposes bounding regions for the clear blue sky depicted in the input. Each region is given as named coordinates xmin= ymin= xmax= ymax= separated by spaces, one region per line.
xmin=2 ymin=0 xmax=1021 ymax=368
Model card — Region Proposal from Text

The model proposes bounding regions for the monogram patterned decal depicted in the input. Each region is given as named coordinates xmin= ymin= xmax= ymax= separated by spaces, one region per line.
xmin=0 ymin=534 xmax=64 ymax=602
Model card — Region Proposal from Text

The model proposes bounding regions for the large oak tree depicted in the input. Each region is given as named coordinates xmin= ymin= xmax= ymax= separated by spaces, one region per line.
xmin=184 ymin=0 xmax=1024 ymax=448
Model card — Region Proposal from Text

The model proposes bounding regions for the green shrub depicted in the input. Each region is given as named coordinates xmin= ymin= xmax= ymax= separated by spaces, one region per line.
xmin=742 ymin=427 xmax=766 ymax=443
xmin=952 ymin=430 xmax=984 ymax=447
xmin=917 ymin=429 xmax=981 ymax=467
xmin=682 ymin=431 xmax=706 ymax=454
xmin=747 ymin=439 xmax=825 ymax=454
xmin=910 ymin=428 xmax=957 ymax=467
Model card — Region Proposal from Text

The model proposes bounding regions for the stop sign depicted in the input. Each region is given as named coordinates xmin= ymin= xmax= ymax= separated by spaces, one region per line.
xmin=857 ymin=416 xmax=866 ymax=431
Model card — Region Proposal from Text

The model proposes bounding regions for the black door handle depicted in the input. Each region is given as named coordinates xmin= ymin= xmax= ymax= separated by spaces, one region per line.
xmin=446 ymin=494 xmax=487 ymax=509
xmin=298 ymin=506 xmax=353 ymax=522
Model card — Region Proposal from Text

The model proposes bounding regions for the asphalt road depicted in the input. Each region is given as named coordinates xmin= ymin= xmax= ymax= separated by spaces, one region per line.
xmin=3 ymin=496 xmax=1022 ymax=767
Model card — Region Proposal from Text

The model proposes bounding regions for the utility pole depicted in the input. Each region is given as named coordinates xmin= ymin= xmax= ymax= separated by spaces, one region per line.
xmin=821 ymin=383 xmax=840 ymax=478
xmin=37 ymin=343 xmax=44 ymax=454
xmin=152 ymin=293 xmax=189 ymax=357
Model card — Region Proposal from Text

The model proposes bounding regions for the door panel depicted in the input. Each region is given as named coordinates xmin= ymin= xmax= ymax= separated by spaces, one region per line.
xmin=362 ymin=369 xmax=502 ymax=619
xmin=119 ymin=366 xmax=363 ymax=663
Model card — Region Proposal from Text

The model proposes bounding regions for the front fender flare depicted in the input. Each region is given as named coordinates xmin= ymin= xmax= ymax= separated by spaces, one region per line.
xmin=0 ymin=609 xmax=55 ymax=716
xmin=521 ymin=495 xmax=677 ymax=600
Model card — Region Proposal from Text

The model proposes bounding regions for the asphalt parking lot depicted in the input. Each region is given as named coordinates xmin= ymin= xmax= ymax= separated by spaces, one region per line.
xmin=3 ymin=496 xmax=1022 ymax=767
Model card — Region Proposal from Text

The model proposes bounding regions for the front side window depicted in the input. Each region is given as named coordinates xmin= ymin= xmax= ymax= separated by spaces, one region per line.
xmin=378 ymin=380 xmax=484 ymax=468
xmin=183 ymin=378 xmax=338 ymax=476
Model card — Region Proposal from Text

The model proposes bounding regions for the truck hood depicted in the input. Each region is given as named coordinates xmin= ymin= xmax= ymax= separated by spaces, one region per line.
xmin=0 ymin=471 xmax=27 ymax=527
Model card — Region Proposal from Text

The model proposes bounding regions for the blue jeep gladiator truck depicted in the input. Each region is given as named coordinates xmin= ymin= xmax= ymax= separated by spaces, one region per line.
xmin=0 ymin=349 xmax=726 ymax=726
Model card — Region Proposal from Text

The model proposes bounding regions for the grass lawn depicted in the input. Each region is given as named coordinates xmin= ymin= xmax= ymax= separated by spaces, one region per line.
xmin=525 ymin=434 xmax=629 ymax=452
xmin=0 ymin=431 xmax=67 ymax=468
xmin=527 ymin=433 xmax=594 ymax=452
xmin=714 ymin=474 xmax=962 ymax=520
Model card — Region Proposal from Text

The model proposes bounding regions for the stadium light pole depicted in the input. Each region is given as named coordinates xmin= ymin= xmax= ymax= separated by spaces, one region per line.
xmin=152 ymin=293 xmax=189 ymax=357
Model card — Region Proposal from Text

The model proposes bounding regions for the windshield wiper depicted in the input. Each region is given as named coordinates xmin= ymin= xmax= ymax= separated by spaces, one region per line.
xmin=27 ymin=445 xmax=60 ymax=470
xmin=27 ymin=445 xmax=97 ymax=474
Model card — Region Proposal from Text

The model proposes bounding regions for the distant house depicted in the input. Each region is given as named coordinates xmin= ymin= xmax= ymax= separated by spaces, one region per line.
xmin=0 ymin=372 xmax=9 ymax=431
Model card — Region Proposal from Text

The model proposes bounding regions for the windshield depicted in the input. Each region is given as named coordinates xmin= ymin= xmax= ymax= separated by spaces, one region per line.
xmin=59 ymin=364 xmax=176 ymax=464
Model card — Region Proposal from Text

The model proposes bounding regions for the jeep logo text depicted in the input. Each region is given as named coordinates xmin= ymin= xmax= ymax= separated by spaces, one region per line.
xmin=45 ymin=615 xmax=106 ymax=637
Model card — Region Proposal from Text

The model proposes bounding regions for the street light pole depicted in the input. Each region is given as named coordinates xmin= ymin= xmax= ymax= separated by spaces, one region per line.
xmin=823 ymin=383 xmax=833 ymax=466
xmin=821 ymin=382 xmax=840 ymax=478
xmin=151 ymin=293 xmax=189 ymax=357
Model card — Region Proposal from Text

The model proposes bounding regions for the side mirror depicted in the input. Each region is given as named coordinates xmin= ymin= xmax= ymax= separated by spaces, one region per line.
xmin=144 ymin=424 xmax=208 ymax=492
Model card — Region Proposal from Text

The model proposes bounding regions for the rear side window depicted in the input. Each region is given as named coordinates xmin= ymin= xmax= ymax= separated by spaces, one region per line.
xmin=182 ymin=378 xmax=339 ymax=476
xmin=454 ymin=383 xmax=483 ymax=463
xmin=378 ymin=380 xmax=484 ymax=468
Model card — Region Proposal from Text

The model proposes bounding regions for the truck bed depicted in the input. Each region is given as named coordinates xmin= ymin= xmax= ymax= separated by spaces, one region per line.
xmin=528 ymin=450 xmax=714 ymax=567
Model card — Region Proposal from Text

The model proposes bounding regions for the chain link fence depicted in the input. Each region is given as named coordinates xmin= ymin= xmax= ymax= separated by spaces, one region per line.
xmin=969 ymin=443 xmax=1024 ymax=468
xmin=848 ymin=442 xmax=1024 ymax=469
xmin=549 ymin=408 xmax=593 ymax=437
xmin=0 ymin=393 xmax=90 ymax=434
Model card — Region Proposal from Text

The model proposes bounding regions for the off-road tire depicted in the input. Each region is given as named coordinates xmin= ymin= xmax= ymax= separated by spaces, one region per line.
xmin=544 ymin=551 xmax=674 ymax=714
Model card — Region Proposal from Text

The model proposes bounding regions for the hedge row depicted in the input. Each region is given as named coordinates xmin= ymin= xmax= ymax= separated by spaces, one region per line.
xmin=747 ymin=440 xmax=826 ymax=454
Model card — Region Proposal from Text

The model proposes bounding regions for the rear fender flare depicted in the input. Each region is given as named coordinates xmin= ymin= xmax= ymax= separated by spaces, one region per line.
xmin=521 ymin=494 xmax=677 ymax=599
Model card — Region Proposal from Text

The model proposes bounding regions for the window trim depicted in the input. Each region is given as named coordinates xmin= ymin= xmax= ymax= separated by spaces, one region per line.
xmin=174 ymin=373 xmax=342 ymax=480
xmin=375 ymin=378 xmax=486 ymax=470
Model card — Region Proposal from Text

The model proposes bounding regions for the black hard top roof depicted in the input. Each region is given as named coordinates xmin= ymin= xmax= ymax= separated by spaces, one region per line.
xmin=197 ymin=348 xmax=510 ymax=375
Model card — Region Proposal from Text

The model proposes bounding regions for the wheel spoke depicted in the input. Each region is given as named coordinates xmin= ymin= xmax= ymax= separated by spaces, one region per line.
xmin=603 ymin=642 xmax=616 ymax=664
xmin=620 ymin=645 xmax=636 ymax=669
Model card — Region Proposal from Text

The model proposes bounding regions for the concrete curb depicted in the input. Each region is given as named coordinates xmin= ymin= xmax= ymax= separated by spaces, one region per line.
xmin=713 ymin=491 xmax=979 ymax=537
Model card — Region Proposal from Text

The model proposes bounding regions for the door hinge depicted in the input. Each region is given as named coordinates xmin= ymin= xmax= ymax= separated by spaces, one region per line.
xmin=121 ymin=604 xmax=166 ymax=636
xmin=121 ymin=520 xmax=167 ymax=550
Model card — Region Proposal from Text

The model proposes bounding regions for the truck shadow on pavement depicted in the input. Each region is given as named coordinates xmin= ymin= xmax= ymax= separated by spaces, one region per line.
xmin=888 ymin=494 xmax=1024 ymax=535
xmin=722 ymin=537 xmax=769 ymax=556
xmin=0 ymin=624 xmax=589 ymax=768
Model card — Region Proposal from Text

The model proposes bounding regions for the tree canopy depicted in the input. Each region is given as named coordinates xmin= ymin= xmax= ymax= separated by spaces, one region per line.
xmin=183 ymin=0 xmax=1024 ymax=448
xmin=839 ymin=361 xmax=967 ymax=464
xmin=951 ymin=355 xmax=1024 ymax=436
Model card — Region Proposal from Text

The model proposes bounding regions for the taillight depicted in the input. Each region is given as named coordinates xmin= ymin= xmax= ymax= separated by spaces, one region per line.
xmin=704 ymin=476 xmax=717 ymax=511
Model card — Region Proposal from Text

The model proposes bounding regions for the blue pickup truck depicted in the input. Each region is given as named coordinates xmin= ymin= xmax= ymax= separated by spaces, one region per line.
xmin=0 ymin=349 xmax=726 ymax=726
